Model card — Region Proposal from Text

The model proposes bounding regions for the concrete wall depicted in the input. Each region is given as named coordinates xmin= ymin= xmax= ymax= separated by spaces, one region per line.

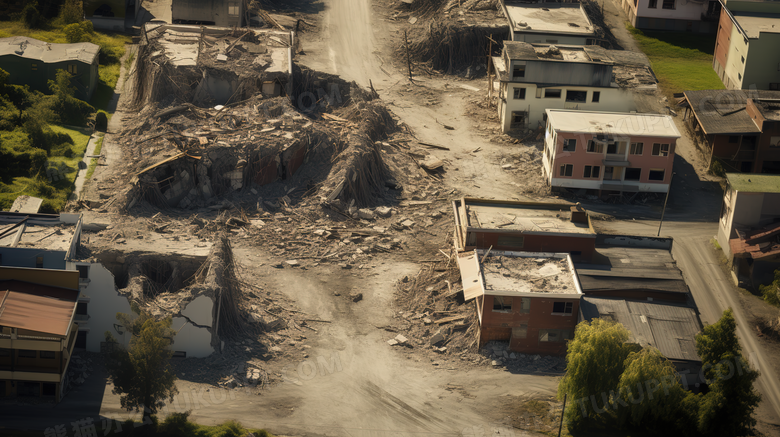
xmin=0 ymin=248 xmax=67 ymax=269
xmin=172 ymin=0 xmax=243 ymax=27
xmin=596 ymin=234 xmax=674 ymax=250
xmin=512 ymin=32 xmax=590 ymax=45
xmin=480 ymin=295 xmax=580 ymax=356
xmin=88 ymin=17 xmax=126 ymax=32
xmin=741 ymin=33 xmax=780 ymax=90
xmin=499 ymin=83 xmax=635 ymax=132
xmin=466 ymin=230 xmax=596 ymax=262
xmin=507 ymin=60 xmax=613 ymax=87
xmin=172 ymin=318 xmax=215 ymax=358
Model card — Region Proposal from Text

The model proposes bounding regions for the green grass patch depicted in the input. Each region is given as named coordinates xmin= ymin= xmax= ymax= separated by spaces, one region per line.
xmin=710 ymin=238 xmax=722 ymax=251
xmin=0 ymin=125 xmax=91 ymax=211
xmin=627 ymin=26 xmax=724 ymax=98
xmin=84 ymin=134 xmax=104 ymax=182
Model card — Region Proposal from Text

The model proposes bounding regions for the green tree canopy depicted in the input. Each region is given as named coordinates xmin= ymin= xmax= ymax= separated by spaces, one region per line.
xmin=557 ymin=318 xmax=638 ymax=430
xmin=105 ymin=311 xmax=178 ymax=423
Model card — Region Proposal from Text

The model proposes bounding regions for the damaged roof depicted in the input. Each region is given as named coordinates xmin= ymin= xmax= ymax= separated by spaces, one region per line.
xmin=453 ymin=198 xmax=595 ymax=235
xmin=504 ymin=2 xmax=595 ymax=36
xmin=684 ymin=90 xmax=780 ymax=135
xmin=0 ymin=280 xmax=79 ymax=337
xmin=575 ymin=246 xmax=689 ymax=294
xmin=546 ymin=109 xmax=680 ymax=138
xmin=730 ymin=222 xmax=780 ymax=260
xmin=580 ymin=297 xmax=703 ymax=362
xmin=0 ymin=36 xmax=99 ymax=64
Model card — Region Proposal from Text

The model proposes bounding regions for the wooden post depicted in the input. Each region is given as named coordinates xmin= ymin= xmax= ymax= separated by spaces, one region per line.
xmin=487 ymin=35 xmax=492 ymax=103
xmin=404 ymin=30 xmax=413 ymax=81
xmin=557 ymin=393 xmax=567 ymax=437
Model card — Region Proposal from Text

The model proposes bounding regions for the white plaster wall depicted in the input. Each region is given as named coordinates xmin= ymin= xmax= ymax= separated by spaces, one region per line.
xmin=725 ymin=26 xmax=748 ymax=89
xmin=633 ymin=0 xmax=706 ymax=21
xmin=501 ymin=85 xmax=636 ymax=132
xmin=181 ymin=295 xmax=214 ymax=327
xmin=513 ymin=32 xmax=590 ymax=45
xmin=171 ymin=317 xmax=215 ymax=358
xmin=70 ymin=262 xmax=133 ymax=352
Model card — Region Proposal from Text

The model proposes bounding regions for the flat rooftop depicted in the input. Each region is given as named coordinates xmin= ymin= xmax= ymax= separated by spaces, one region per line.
xmin=575 ymin=246 xmax=688 ymax=294
xmin=726 ymin=173 xmax=780 ymax=193
xmin=580 ymin=297 xmax=702 ymax=362
xmin=546 ymin=109 xmax=681 ymax=138
xmin=0 ymin=212 xmax=80 ymax=252
xmin=458 ymin=250 xmax=582 ymax=300
xmin=733 ymin=12 xmax=780 ymax=38
xmin=457 ymin=199 xmax=594 ymax=235
xmin=482 ymin=252 xmax=578 ymax=295
xmin=504 ymin=2 xmax=595 ymax=36
xmin=0 ymin=280 xmax=78 ymax=338
xmin=0 ymin=36 xmax=99 ymax=64
xmin=684 ymin=90 xmax=780 ymax=134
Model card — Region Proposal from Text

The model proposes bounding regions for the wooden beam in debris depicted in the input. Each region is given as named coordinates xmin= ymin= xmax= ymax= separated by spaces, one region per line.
xmin=435 ymin=315 xmax=467 ymax=324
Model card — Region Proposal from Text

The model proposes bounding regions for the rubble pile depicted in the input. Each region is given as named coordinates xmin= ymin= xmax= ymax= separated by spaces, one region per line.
xmin=393 ymin=256 xmax=481 ymax=356
xmin=481 ymin=342 xmax=565 ymax=373
xmin=62 ymin=354 xmax=95 ymax=394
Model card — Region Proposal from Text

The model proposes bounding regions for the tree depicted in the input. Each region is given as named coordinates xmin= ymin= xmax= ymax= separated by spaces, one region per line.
xmin=105 ymin=311 xmax=178 ymax=425
xmin=759 ymin=270 xmax=780 ymax=307
xmin=58 ymin=0 xmax=83 ymax=25
xmin=616 ymin=348 xmax=697 ymax=432
xmin=22 ymin=2 xmax=43 ymax=29
xmin=557 ymin=318 xmax=638 ymax=430
xmin=63 ymin=20 xmax=94 ymax=43
xmin=694 ymin=309 xmax=761 ymax=436
xmin=49 ymin=69 xmax=75 ymax=99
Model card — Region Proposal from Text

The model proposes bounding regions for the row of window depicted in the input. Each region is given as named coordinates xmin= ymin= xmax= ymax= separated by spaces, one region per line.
xmin=559 ymin=164 xmax=666 ymax=181
xmin=492 ymin=298 xmax=573 ymax=315
xmin=513 ymin=87 xmax=601 ymax=103
xmin=511 ymin=326 xmax=573 ymax=342
xmin=561 ymin=139 xmax=670 ymax=156
xmin=0 ymin=348 xmax=56 ymax=359
xmin=647 ymin=0 xmax=675 ymax=9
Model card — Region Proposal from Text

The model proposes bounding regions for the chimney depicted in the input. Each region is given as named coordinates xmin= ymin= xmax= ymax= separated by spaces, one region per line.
xmin=570 ymin=202 xmax=588 ymax=224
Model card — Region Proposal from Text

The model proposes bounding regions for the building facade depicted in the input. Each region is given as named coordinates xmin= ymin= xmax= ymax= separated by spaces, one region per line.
xmin=684 ymin=90 xmax=780 ymax=173
xmin=542 ymin=109 xmax=680 ymax=195
xmin=0 ymin=268 xmax=80 ymax=401
xmin=172 ymin=0 xmax=245 ymax=27
xmin=0 ymin=37 xmax=100 ymax=101
xmin=491 ymin=41 xmax=656 ymax=132
xmin=712 ymin=1 xmax=780 ymax=90
xmin=621 ymin=0 xmax=721 ymax=33
xmin=458 ymin=250 xmax=583 ymax=356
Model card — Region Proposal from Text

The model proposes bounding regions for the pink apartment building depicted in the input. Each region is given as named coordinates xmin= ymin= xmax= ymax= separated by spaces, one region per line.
xmin=542 ymin=109 xmax=680 ymax=196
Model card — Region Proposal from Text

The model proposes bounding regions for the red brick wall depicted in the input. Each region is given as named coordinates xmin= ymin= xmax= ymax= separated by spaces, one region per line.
xmin=714 ymin=12 xmax=732 ymax=74
xmin=479 ymin=295 xmax=579 ymax=356
xmin=471 ymin=231 xmax=596 ymax=262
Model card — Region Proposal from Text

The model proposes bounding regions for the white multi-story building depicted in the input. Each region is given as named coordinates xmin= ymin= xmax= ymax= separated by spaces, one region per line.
xmin=491 ymin=41 xmax=657 ymax=133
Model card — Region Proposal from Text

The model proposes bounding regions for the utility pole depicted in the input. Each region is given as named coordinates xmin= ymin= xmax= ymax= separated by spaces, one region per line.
xmin=657 ymin=172 xmax=676 ymax=236
xmin=404 ymin=30 xmax=413 ymax=81
xmin=557 ymin=393 xmax=567 ymax=437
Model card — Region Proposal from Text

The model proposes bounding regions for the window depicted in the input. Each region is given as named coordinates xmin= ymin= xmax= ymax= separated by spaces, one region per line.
xmin=513 ymin=325 xmax=528 ymax=339
xmin=513 ymin=87 xmax=526 ymax=100
xmin=0 ymin=348 xmax=11 ymax=357
xmin=512 ymin=65 xmax=526 ymax=79
xmin=565 ymin=90 xmax=587 ymax=103
xmin=559 ymin=164 xmax=573 ymax=177
xmin=662 ymin=0 xmax=675 ymax=8
xmin=583 ymin=165 xmax=601 ymax=178
xmin=496 ymin=235 xmax=524 ymax=248
xmin=652 ymin=143 xmax=670 ymax=156
xmin=42 ymin=383 xmax=56 ymax=397
xmin=648 ymin=0 xmax=657 ymax=7
xmin=552 ymin=301 xmax=573 ymax=315
xmin=592 ymin=91 xmax=600 ymax=103
xmin=228 ymin=2 xmax=239 ymax=16
xmin=519 ymin=297 xmax=530 ymax=314
xmin=607 ymin=142 xmax=618 ymax=154
xmin=563 ymin=139 xmax=576 ymax=152
xmin=31 ymin=63 xmax=37 ymax=71
xmin=741 ymin=56 xmax=745 ymax=64
xmin=77 ymin=265 xmax=89 ymax=279
xmin=493 ymin=296 xmax=512 ymax=312
xmin=172 ymin=351 xmax=187 ymax=358
xmin=649 ymin=169 xmax=665 ymax=181
xmin=738 ymin=73 xmax=742 ymax=80
xmin=728 ymin=135 xmax=740 ymax=144
xmin=539 ymin=329 xmax=573 ymax=342
xmin=511 ymin=111 xmax=526 ymax=128
xmin=587 ymin=141 xmax=604 ymax=153
xmin=630 ymin=142 xmax=643 ymax=155
xmin=545 ymin=89 xmax=562 ymax=99
xmin=18 ymin=350 xmax=36 ymax=358
xmin=36 ymin=256 xmax=43 ymax=268
xmin=76 ymin=302 xmax=88 ymax=315
xmin=40 ymin=351 xmax=55 ymax=359
xmin=67 ymin=64 xmax=77 ymax=74
xmin=625 ymin=168 xmax=642 ymax=181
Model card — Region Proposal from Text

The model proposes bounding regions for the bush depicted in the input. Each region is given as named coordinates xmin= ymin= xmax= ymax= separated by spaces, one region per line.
xmin=158 ymin=412 xmax=197 ymax=437
xmin=710 ymin=159 xmax=726 ymax=177
xmin=58 ymin=0 xmax=84 ymax=25
xmin=95 ymin=110 xmax=108 ymax=131
xmin=759 ymin=270 xmax=780 ymax=307
xmin=22 ymin=2 xmax=43 ymax=29
xmin=63 ymin=20 xmax=94 ymax=43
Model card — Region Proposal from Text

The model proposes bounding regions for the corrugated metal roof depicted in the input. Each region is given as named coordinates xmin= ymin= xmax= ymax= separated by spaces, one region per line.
xmin=685 ymin=89 xmax=780 ymax=135
xmin=580 ymin=297 xmax=702 ymax=362
xmin=0 ymin=280 xmax=78 ymax=337
xmin=575 ymin=247 xmax=688 ymax=294
xmin=0 ymin=36 xmax=99 ymax=64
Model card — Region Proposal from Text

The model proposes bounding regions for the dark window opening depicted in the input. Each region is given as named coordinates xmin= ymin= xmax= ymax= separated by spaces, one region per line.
xmin=493 ymin=296 xmax=513 ymax=312
xmin=545 ymin=89 xmax=562 ymax=99
xmin=559 ymin=164 xmax=573 ymax=177
xmin=552 ymin=302 xmax=573 ymax=314
xmin=728 ymin=135 xmax=740 ymax=144
xmin=625 ymin=168 xmax=642 ymax=181
xmin=18 ymin=350 xmax=36 ymax=358
xmin=583 ymin=165 xmax=600 ymax=178
xmin=662 ymin=0 xmax=675 ymax=9
xmin=592 ymin=91 xmax=601 ymax=102
xmin=42 ymin=383 xmax=56 ymax=397
xmin=649 ymin=0 xmax=657 ymax=7
xmin=565 ymin=90 xmax=587 ymax=103
xmin=649 ymin=170 xmax=665 ymax=181
xmin=513 ymin=87 xmax=526 ymax=99
xmin=36 ymin=256 xmax=43 ymax=268
xmin=75 ymin=331 xmax=87 ymax=350
xmin=563 ymin=139 xmax=576 ymax=152
xmin=76 ymin=302 xmax=88 ymax=315
xmin=40 ymin=351 xmax=55 ymax=359
xmin=77 ymin=265 xmax=89 ymax=279
xmin=512 ymin=65 xmax=526 ymax=79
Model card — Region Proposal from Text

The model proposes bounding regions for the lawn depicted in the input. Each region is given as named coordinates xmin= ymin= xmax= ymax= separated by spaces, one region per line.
xmin=0 ymin=125 xmax=91 ymax=212
xmin=628 ymin=26 xmax=724 ymax=97
xmin=0 ymin=21 xmax=130 ymax=113
xmin=84 ymin=133 xmax=104 ymax=182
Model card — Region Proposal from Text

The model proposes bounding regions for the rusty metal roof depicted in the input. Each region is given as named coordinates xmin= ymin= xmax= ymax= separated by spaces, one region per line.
xmin=0 ymin=280 xmax=78 ymax=337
